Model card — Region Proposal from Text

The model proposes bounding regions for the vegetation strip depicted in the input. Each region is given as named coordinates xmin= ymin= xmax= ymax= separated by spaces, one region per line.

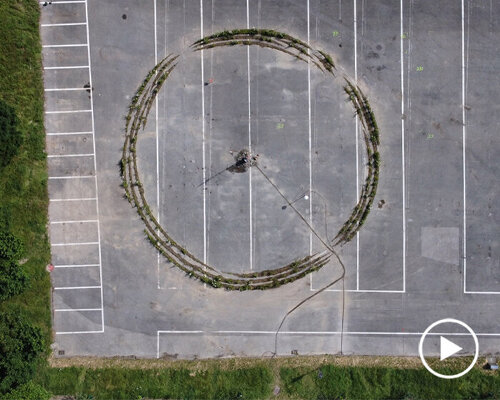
xmin=280 ymin=364 xmax=499 ymax=400
xmin=34 ymin=357 xmax=500 ymax=400
xmin=0 ymin=1 xmax=51 ymax=398
xmin=333 ymin=79 xmax=380 ymax=246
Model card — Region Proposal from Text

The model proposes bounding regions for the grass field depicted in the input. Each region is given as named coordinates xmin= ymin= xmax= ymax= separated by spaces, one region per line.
xmin=280 ymin=364 xmax=500 ymax=399
xmin=0 ymin=0 xmax=51 ymax=346
xmin=34 ymin=366 xmax=273 ymax=399
xmin=33 ymin=358 xmax=500 ymax=399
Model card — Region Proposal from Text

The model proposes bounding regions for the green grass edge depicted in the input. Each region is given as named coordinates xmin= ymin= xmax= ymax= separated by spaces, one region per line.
xmin=280 ymin=364 xmax=500 ymax=399
xmin=0 ymin=0 xmax=52 ymax=346
xmin=34 ymin=366 xmax=274 ymax=400
xmin=32 ymin=362 xmax=500 ymax=400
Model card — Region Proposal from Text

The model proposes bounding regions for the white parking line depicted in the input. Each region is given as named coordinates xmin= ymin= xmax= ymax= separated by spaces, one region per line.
xmin=42 ymin=44 xmax=88 ymax=48
xmin=400 ymin=0 xmax=406 ymax=293
xmin=318 ymin=288 xmax=405 ymax=293
xmin=200 ymin=0 xmax=207 ymax=266
xmin=353 ymin=0 xmax=360 ymax=291
xmin=47 ymin=153 xmax=94 ymax=158
xmin=44 ymin=65 xmax=89 ymax=70
xmin=50 ymin=197 xmax=96 ymax=202
xmin=154 ymin=0 xmax=162 ymax=289
xmin=465 ymin=291 xmax=500 ymax=295
xmin=40 ymin=1 xmax=86 ymax=4
xmin=45 ymin=87 xmax=88 ymax=91
xmin=54 ymin=308 xmax=102 ymax=312
xmin=50 ymin=219 xmax=98 ymax=224
xmin=53 ymin=285 xmax=101 ymax=290
xmin=307 ymin=0 xmax=313 ymax=258
xmin=46 ymin=131 xmax=93 ymax=136
xmin=84 ymin=0 xmax=105 ymax=331
xmin=45 ymin=109 xmax=92 ymax=114
xmin=51 ymin=242 xmax=99 ymax=246
xmin=41 ymin=22 xmax=87 ymax=27
xmin=56 ymin=330 xmax=104 ymax=335
xmin=246 ymin=0 xmax=253 ymax=270
xmin=54 ymin=264 xmax=99 ymax=268
xmin=461 ymin=0 xmax=468 ymax=293
xmin=159 ymin=329 xmax=500 ymax=336
xmin=48 ymin=175 xmax=95 ymax=179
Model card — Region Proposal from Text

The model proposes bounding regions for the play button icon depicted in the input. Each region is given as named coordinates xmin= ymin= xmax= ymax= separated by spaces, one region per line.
xmin=419 ymin=318 xmax=479 ymax=379
xmin=440 ymin=336 xmax=462 ymax=361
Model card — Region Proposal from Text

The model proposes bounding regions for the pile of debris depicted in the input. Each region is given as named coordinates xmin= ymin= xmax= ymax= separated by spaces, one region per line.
xmin=229 ymin=149 xmax=259 ymax=173
xmin=485 ymin=356 xmax=499 ymax=370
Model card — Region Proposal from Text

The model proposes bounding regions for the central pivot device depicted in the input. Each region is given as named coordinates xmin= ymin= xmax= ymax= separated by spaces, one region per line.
xmin=229 ymin=149 xmax=259 ymax=173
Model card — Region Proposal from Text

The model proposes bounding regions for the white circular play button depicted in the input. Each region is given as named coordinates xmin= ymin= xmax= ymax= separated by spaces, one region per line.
xmin=419 ymin=318 xmax=479 ymax=379
xmin=440 ymin=336 xmax=462 ymax=361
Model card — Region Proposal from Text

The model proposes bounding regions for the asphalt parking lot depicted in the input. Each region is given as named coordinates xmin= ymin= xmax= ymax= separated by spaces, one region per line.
xmin=41 ymin=0 xmax=500 ymax=359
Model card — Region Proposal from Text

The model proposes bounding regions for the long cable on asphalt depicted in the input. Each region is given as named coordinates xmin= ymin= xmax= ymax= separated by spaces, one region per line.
xmin=254 ymin=164 xmax=346 ymax=356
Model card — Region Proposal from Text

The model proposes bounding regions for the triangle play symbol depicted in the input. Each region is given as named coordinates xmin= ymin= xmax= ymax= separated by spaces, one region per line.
xmin=440 ymin=336 xmax=462 ymax=361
